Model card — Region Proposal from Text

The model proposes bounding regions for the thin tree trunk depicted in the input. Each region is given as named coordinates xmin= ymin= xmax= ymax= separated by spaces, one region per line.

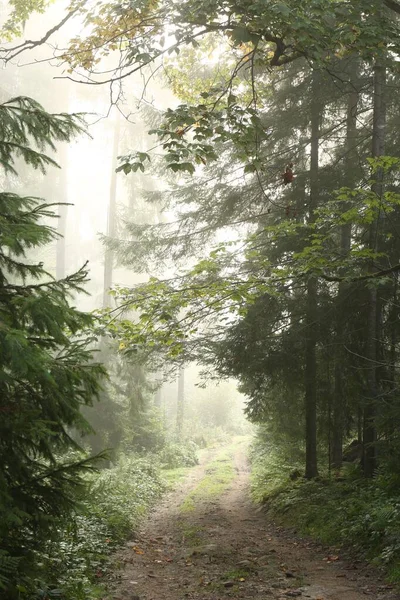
xmin=304 ymin=72 xmax=320 ymax=479
xmin=332 ymin=69 xmax=359 ymax=470
xmin=155 ymin=385 xmax=162 ymax=408
xmin=55 ymin=145 xmax=68 ymax=279
xmin=389 ymin=277 xmax=398 ymax=387
xmin=103 ymin=117 xmax=121 ymax=308
xmin=363 ymin=63 xmax=386 ymax=478
xmin=176 ymin=367 xmax=185 ymax=439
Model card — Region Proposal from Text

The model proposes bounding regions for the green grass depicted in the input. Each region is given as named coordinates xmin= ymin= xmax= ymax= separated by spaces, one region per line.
xmin=162 ymin=465 xmax=192 ymax=488
xmin=223 ymin=568 xmax=250 ymax=580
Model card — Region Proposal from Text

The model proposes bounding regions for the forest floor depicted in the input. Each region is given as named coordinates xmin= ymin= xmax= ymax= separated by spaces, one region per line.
xmin=107 ymin=438 xmax=400 ymax=600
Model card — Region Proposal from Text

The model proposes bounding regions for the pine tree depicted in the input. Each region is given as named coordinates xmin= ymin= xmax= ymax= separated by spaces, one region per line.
xmin=0 ymin=96 xmax=107 ymax=596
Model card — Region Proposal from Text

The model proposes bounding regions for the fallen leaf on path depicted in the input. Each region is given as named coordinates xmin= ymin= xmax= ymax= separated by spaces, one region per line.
xmin=132 ymin=546 xmax=145 ymax=555
xmin=323 ymin=555 xmax=339 ymax=562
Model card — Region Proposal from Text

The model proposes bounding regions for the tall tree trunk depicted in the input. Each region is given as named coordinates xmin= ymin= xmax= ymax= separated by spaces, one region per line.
xmin=56 ymin=147 xmax=68 ymax=280
xmin=363 ymin=63 xmax=386 ymax=478
xmin=155 ymin=384 xmax=162 ymax=408
xmin=332 ymin=68 xmax=359 ymax=470
xmin=304 ymin=73 xmax=320 ymax=479
xmin=389 ymin=277 xmax=398 ymax=389
xmin=176 ymin=367 xmax=185 ymax=439
xmin=103 ymin=117 xmax=121 ymax=308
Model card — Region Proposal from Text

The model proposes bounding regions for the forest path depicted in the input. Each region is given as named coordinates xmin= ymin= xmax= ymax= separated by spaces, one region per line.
xmin=109 ymin=438 xmax=399 ymax=600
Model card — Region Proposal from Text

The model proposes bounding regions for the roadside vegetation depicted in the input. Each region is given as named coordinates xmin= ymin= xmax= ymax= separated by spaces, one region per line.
xmin=35 ymin=443 xmax=202 ymax=600
xmin=36 ymin=454 xmax=166 ymax=600
xmin=251 ymin=432 xmax=400 ymax=583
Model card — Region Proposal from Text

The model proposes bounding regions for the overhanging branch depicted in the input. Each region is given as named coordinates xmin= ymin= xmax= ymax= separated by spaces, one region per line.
xmin=1 ymin=9 xmax=80 ymax=63
xmin=319 ymin=262 xmax=400 ymax=283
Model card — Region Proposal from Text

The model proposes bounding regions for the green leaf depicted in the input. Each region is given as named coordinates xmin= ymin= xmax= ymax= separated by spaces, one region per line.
xmin=136 ymin=53 xmax=152 ymax=62
xmin=168 ymin=162 xmax=195 ymax=174
xmin=230 ymin=26 xmax=258 ymax=46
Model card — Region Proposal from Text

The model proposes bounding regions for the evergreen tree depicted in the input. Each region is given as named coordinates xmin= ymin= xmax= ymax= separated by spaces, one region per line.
xmin=0 ymin=96 xmax=106 ymax=596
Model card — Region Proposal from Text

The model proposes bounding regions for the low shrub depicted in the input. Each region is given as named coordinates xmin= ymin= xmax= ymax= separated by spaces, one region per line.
xmin=157 ymin=440 xmax=199 ymax=468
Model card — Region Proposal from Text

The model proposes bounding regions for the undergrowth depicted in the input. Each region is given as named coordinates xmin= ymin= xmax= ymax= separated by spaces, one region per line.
xmin=158 ymin=439 xmax=199 ymax=469
xmin=28 ymin=455 xmax=166 ymax=600
xmin=13 ymin=441 xmax=200 ymax=600
xmin=251 ymin=441 xmax=400 ymax=583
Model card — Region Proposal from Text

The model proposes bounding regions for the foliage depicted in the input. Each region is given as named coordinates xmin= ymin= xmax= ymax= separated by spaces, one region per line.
xmin=31 ymin=454 xmax=166 ymax=600
xmin=1 ymin=0 xmax=51 ymax=41
xmin=13 ymin=0 xmax=398 ymax=87
xmin=158 ymin=439 xmax=199 ymax=468
xmin=81 ymin=339 xmax=166 ymax=456
xmin=0 ymin=96 xmax=106 ymax=597
xmin=0 ymin=96 xmax=85 ymax=174
xmin=251 ymin=439 xmax=400 ymax=581
xmin=36 ymin=0 xmax=398 ymax=182
xmin=88 ymin=454 xmax=165 ymax=538
xmin=99 ymin=56 xmax=400 ymax=478
xmin=101 ymin=155 xmax=400 ymax=359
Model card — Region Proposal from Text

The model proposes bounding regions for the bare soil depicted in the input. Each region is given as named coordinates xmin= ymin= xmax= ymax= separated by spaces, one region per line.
xmin=108 ymin=443 xmax=400 ymax=600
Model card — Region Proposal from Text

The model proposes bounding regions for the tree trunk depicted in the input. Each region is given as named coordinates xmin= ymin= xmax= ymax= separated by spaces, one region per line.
xmin=304 ymin=73 xmax=320 ymax=479
xmin=363 ymin=63 xmax=386 ymax=478
xmin=332 ymin=68 xmax=359 ymax=470
xmin=176 ymin=367 xmax=185 ymax=439
xmin=55 ymin=145 xmax=68 ymax=279
xmin=154 ymin=385 xmax=162 ymax=408
xmin=103 ymin=117 xmax=121 ymax=308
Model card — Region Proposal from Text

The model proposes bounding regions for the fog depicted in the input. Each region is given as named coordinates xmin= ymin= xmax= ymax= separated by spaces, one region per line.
xmin=0 ymin=0 xmax=250 ymax=445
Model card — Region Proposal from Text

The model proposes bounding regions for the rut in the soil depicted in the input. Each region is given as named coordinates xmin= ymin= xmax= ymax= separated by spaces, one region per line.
xmin=109 ymin=443 xmax=399 ymax=600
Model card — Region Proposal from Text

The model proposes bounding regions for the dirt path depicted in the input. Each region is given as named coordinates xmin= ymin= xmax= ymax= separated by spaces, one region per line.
xmin=109 ymin=441 xmax=399 ymax=600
